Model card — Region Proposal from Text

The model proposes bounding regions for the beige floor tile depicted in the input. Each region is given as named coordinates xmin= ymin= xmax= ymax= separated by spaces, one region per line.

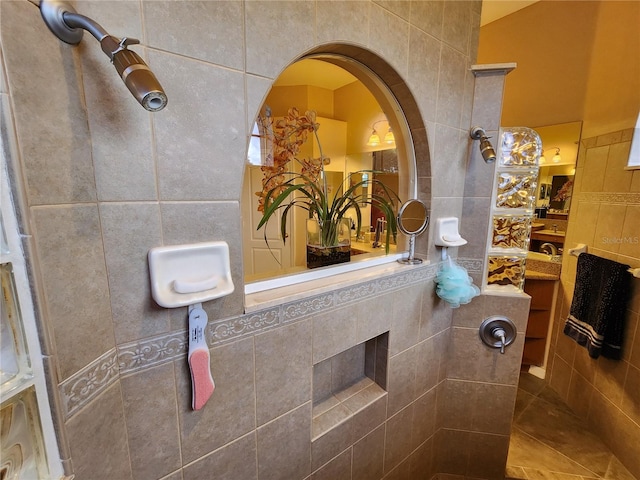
xmin=604 ymin=455 xmax=638 ymax=480
xmin=506 ymin=465 xmax=528 ymax=478
xmin=507 ymin=428 xmax=598 ymax=476
xmin=522 ymin=467 xmax=586 ymax=479
xmin=507 ymin=373 xmax=637 ymax=480
xmin=515 ymin=397 xmax=611 ymax=477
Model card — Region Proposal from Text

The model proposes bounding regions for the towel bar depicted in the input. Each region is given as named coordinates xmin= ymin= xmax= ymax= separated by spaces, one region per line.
xmin=568 ymin=244 xmax=588 ymax=256
xmin=568 ymin=243 xmax=640 ymax=278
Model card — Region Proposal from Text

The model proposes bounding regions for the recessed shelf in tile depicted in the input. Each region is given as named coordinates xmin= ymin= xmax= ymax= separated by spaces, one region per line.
xmin=311 ymin=333 xmax=388 ymax=441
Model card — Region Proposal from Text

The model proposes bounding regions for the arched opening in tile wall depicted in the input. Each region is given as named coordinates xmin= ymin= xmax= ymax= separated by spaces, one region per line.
xmin=243 ymin=44 xmax=431 ymax=288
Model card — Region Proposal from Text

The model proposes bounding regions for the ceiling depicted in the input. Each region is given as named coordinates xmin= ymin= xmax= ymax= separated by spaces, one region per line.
xmin=480 ymin=0 xmax=539 ymax=26
xmin=273 ymin=59 xmax=357 ymax=90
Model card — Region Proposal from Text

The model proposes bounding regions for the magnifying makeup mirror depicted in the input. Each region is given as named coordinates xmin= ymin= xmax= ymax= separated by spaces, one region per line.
xmin=397 ymin=199 xmax=429 ymax=265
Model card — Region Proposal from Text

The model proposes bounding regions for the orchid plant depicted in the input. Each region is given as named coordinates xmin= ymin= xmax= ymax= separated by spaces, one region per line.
xmin=255 ymin=107 xmax=400 ymax=254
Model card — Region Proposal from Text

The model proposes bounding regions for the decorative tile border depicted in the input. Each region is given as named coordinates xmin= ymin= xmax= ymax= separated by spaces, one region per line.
xmin=59 ymin=348 xmax=119 ymax=419
xmin=577 ymin=192 xmax=640 ymax=205
xmin=334 ymin=281 xmax=377 ymax=306
xmin=457 ymin=257 xmax=484 ymax=273
xmin=61 ymin=258 xmax=483 ymax=419
xmin=118 ymin=331 xmax=187 ymax=375
xmin=208 ymin=306 xmax=281 ymax=345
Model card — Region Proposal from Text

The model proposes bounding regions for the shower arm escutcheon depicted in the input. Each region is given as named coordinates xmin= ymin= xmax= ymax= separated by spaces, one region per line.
xmin=40 ymin=0 xmax=167 ymax=112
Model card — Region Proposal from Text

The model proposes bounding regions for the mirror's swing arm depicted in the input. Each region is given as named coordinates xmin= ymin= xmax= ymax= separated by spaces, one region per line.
xmin=404 ymin=233 xmax=418 ymax=264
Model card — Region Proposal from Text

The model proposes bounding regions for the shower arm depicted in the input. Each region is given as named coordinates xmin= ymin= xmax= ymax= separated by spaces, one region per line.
xmin=60 ymin=12 xmax=140 ymax=62
xmin=60 ymin=11 xmax=108 ymax=43
xmin=40 ymin=0 xmax=167 ymax=112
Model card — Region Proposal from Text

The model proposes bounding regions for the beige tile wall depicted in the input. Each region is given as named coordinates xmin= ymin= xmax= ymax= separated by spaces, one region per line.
xmin=547 ymin=128 xmax=640 ymax=477
xmin=0 ymin=0 xmax=531 ymax=478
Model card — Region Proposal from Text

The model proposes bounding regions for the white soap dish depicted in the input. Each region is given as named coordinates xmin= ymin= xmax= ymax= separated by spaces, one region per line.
xmin=434 ymin=217 xmax=467 ymax=247
xmin=148 ymin=241 xmax=234 ymax=308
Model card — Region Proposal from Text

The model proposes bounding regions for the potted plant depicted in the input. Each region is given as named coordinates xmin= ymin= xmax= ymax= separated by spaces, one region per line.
xmin=255 ymin=107 xmax=400 ymax=269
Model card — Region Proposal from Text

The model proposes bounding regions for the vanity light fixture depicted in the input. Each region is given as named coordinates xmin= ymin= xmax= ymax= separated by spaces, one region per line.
xmin=367 ymin=120 xmax=395 ymax=147
xmin=367 ymin=128 xmax=381 ymax=147
xmin=540 ymin=147 xmax=561 ymax=164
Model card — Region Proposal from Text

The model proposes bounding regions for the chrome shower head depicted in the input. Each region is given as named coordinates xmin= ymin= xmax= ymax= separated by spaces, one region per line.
xmin=40 ymin=0 xmax=167 ymax=112
xmin=470 ymin=126 xmax=496 ymax=163
xmin=100 ymin=36 xmax=168 ymax=112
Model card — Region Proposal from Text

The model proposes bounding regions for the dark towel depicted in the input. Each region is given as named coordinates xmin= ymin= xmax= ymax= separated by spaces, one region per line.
xmin=563 ymin=253 xmax=631 ymax=359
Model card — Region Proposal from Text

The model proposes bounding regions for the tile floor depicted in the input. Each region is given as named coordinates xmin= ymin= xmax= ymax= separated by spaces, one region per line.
xmin=505 ymin=372 xmax=638 ymax=480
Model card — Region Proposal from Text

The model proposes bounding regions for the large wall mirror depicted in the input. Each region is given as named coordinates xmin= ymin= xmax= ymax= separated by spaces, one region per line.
xmin=529 ymin=121 xmax=582 ymax=254
xmin=242 ymin=56 xmax=415 ymax=286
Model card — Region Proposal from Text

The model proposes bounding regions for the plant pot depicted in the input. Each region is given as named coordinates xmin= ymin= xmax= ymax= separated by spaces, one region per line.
xmin=306 ymin=218 xmax=351 ymax=269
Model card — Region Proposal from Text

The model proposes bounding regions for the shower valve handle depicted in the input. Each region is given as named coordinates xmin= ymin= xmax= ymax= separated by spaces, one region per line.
xmin=479 ymin=316 xmax=516 ymax=355
xmin=492 ymin=327 xmax=507 ymax=354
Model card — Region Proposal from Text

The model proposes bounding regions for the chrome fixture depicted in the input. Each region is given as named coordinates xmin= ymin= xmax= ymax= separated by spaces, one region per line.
xmin=40 ymin=0 xmax=167 ymax=112
xmin=540 ymin=242 xmax=558 ymax=256
xmin=540 ymin=147 xmax=561 ymax=164
xmin=372 ymin=218 xmax=387 ymax=249
xmin=469 ymin=126 xmax=496 ymax=163
xmin=479 ymin=316 xmax=517 ymax=354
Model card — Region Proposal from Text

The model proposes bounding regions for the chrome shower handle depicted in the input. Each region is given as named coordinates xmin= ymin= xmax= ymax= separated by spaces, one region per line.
xmin=479 ymin=316 xmax=516 ymax=354
xmin=492 ymin=327 xmax=507 ymax=354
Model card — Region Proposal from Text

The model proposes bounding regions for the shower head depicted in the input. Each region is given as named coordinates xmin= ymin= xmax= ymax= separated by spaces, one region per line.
xmin=40 ymin=0 xmax=167 ymax=112
xmin=101 ymin=36 xmax=168 ymax=112
xmin=469 ymin=126 xmax=496 ymax=163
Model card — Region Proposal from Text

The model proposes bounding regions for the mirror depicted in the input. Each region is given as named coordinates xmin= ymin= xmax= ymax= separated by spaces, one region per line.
xmin=529 ymin=121 xmax=582 ymax=255
xmin=348 ymin=172 xmax=369 ymax=206
xmin=396 ymin=199 xmax=429 ymax=265
xmin=242 ymin=57 xmax=407 ymax=284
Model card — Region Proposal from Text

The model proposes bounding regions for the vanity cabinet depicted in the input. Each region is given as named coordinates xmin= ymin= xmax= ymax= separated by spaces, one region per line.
xmin=522 ymin=279 xmax=558 ymax=366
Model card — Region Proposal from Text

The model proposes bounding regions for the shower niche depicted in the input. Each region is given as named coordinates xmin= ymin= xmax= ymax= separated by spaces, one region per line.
xmin=311 ymin=332 xmax=388 ymax=441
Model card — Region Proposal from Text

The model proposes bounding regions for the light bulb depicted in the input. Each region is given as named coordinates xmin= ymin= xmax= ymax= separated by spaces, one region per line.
xmin=384 ymin=128 xmax=395 ymax=144
xmin=367 ymin=131 xmax=381 ymax=147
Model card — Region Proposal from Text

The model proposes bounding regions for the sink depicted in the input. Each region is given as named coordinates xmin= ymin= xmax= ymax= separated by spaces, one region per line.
xmin=527 ymin=251 xmax=553 ymax=262
xmin=526 ymin=251 xmax=562 ymax=278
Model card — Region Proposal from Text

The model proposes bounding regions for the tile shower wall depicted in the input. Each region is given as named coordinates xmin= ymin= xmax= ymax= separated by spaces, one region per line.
xmin=1 ymin=0 xmax=529 ymax=478
xmin=547 ymin=128 xmax=640 ymax=477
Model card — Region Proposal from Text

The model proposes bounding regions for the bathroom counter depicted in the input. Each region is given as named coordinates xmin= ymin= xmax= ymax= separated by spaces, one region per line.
xmin=526 ymin=253 xmax=561 ymax=280
xmin=525 ymin=270 xmax=559 ymax=281
xmin=531 ymin=229 xmax=566 ymax=243
xmin=350 ymin=238 xmax=397 ymax=255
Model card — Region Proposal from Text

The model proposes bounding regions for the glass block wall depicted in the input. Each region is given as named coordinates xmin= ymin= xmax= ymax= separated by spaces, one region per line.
xmin=486 ymin=127 xmax=542 ymax=291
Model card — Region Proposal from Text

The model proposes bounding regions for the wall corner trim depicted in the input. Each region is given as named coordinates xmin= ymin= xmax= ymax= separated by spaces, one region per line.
xmin=471 ymin=63 xmax=517 ymax=76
